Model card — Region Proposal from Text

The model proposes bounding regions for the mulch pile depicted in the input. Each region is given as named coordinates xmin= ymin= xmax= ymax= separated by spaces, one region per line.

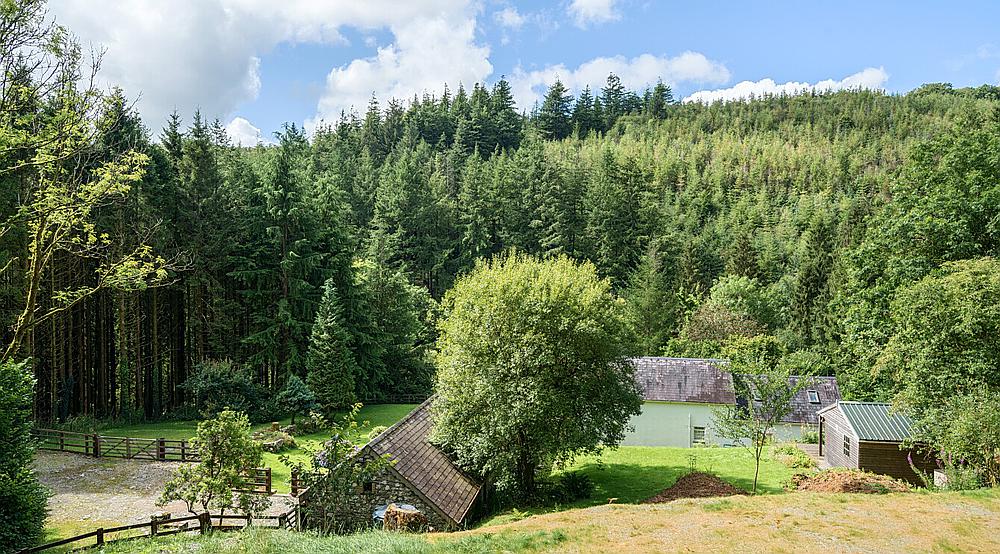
xmin=790 ymin=469 xmax=910 ymax=494
xmin=643 ymin=472 xmax=748 ymax=503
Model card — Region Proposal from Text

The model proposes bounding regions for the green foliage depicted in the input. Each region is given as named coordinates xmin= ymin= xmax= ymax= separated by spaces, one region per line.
xmin=307 ymin=280 xmax=358 ymax=414
xmin=432 ymin=253 xmax=642 ymax=498
xmin=280 ymin=404 xmax=394 ymax=534
xmin=0 ymin=360 xmax=46 ymax=550
xmin=772 ymin=444 xmax=816 ymax=469
xmin=910 ymin=388 xmax=1000 ymax=488
xmin=276 ymin=375 xmax=316 ymax=424
xmin=713 ymin=335 xmax=813 ymax=494
xmin=159 ymin=409 xmax=269 ymax=519
xmin=182 ymin=360 xmax=265 ymax=418
xmin=367 ymin=425 xmax=388 ymax=442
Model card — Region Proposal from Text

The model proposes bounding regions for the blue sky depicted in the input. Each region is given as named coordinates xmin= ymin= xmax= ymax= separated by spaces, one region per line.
xmin=50 ymin=1 xmax=1000 ymax=144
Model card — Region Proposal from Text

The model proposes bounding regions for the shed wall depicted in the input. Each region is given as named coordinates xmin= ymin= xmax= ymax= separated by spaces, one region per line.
xmin=858 ymin=441 xmax=937 ymax=485
xmin=820 ymin=407 xmax=860 ymax=468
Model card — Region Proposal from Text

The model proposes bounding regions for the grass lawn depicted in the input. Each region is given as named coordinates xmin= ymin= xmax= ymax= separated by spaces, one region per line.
xmin=95 ymin=404 xmax=418 ymax=493
xmin=96 ymin=489 xmax=1000 ymax=553
xmin=481 ymin=445 xmax=794 ymax=526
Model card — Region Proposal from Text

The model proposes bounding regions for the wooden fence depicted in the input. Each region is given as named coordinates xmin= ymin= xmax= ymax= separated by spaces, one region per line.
xmin=33 ymin=429 xmax=200 ymax=462
xmin=361 ymin=393 xmax=428 ymax=405
xmin=34 ymin=428 xmax=273 ymax=494
xmin=18 ymin=505 xmax=300 ymax=554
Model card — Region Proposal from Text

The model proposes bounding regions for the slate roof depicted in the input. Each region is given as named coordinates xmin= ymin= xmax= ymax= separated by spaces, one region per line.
xmin=819 ymin=401 xmax=913 ymax=442
xmin=631 ymin=357 xmax=735 ymax=404
xmin=364 ymin=398 xmax=481 ymax=527
xmin=747 ymin=376 xmax=842 ymax=425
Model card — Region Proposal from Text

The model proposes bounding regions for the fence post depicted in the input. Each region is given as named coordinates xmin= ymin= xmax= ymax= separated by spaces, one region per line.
xmin=59 ymin=430 xmax=65 ymax=452
xmin=199 ymin=512 xmax=211 ymax=534
xmin=150 ymin=515 xmax=158 ymax=537
xmin=93 ymin=434 xmax=101 ymax=458
xmin=126 ymin=437 xmax=132 ymax=458
xmin=181 ymin=441 xmax=187 ymax=462
xmin=158 ymin=438 xmax=166 ymax=461
xmin=291 ymin=469 xmax=298 ymax=496
xmin=96 ymin=527 xmax=104 ymax=546
xmin=265 ymin=468 xmax=272 ymax=495
xmin=278 ymin=513 xmax=286 ymax=529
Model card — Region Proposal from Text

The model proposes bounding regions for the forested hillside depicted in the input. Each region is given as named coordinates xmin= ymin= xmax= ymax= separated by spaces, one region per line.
xmin=3 ymin=44 xmax=999 ymax=421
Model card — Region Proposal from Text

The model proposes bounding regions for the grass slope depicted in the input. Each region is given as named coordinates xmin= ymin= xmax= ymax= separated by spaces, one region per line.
xmin=96 ymin=404 xmax=418 ymax=492
xmin=99 ymin=489 xmax=1000 ymax=553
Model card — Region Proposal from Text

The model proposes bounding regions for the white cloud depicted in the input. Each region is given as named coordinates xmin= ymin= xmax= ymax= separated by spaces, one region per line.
xmin=49 ymin=0 xmax=474 ymax=132
xmin=494 ymin=7 xmax=526 ymax=29
xmin=568 ymin=0 xmax=620 ymax=28
xmin=684 ymin=67 xmax=889 ymax=104
xmin=225 ymin=117 xmax=267 ymax=146
xmin=308 ymin=7 xmax=491 ymax=130
xmin=511 ymin=51 xmax=730 ymax=109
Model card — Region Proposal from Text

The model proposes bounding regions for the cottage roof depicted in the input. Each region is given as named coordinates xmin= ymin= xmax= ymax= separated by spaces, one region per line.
xmin=747 ymin=375 xmax=842 ymax=425
xmin=364 ymin=398 xmax=481 ymax=526
xmin=631 ymin=357 xmax=735 ymax=404
xmin=819 ymin=401 xmax=913 ymax=442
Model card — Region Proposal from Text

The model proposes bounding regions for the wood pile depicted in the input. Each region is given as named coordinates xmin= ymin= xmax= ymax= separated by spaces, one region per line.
xmin=383 ymin=503 xmax=428 ymax=532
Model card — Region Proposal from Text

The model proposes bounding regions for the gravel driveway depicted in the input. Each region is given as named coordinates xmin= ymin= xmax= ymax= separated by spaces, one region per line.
xmin=34 ymin=450 xmax=295 ymax=532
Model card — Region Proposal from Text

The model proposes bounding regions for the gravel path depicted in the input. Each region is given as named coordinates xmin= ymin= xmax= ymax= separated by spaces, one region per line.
xmin=34 ymin=450 xmax=295 ymax=530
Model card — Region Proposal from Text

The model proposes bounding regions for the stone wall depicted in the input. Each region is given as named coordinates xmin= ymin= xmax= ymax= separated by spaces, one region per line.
xmin=302 ymin=467 xmax=452 ymax=533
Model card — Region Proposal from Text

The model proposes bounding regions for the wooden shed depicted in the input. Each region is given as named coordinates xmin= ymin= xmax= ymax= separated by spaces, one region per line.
xmin=817 ymin=401 xmax=935 ymax=485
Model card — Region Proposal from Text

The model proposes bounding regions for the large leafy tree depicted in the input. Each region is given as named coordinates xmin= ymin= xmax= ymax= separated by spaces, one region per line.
xmin=0 ymin=360 xmax=46 ymax=550
xmin=432 ymin=253 xmax=641 ymax=498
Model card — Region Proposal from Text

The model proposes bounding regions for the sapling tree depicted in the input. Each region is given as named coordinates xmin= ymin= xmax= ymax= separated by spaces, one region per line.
xmin=280 ymin=404 xmax=393 ymax=533
xmin=277 ymin=374 xmax=317 ymax=424
xmin=159 ymin=410 xmax=269 ymax=523
xmin=712 ymin=336 xmax=813 ymax=494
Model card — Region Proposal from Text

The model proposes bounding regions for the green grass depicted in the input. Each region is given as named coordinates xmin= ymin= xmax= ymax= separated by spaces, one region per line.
xmin=481 ymin=445 xmax=794 ymax=526
xmin=97 ymin=527 xmax=567 ymax=554
xmin=96 ymin=404 xmax=418 ymax=493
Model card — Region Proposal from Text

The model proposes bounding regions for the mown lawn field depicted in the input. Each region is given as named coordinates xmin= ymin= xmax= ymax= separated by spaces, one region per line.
xmin=95 ymin=489 xmax=1000 ymax=553
xmin=94 ymin=404 xmax=418 ymax=493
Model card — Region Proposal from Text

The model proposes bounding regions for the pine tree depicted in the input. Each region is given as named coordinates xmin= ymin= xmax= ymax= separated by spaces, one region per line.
xmin=491 ymin=77 xmax=522 ymax=150
xmin=601 ymin=73 xmax=626 ymax=129
xmin=572 ymin=85 xmax=598 ymax=137
xmin=536 ymin=79 xmax=573 ymax=140
xmin=306 ymin=280 xmax=357 ymax=413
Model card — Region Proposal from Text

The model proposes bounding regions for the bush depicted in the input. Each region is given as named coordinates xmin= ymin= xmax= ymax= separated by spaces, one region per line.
xmin=772 ymin=444 xmax=816 ymax=469
xmin=251 ymin=430 xmax=297 ymax=453
xmin=367 ymin=425 xmax=388 ymax=441
xmin=181 ymin=360 xmax=266 ymax=418
xmin=0 ymin=360 xmax=47 ymax=550
xmin=799 ymin=427 xmax=819 ymax=444
xmin=556 ymin=472 xmax=595 ymax=502
xmin=294 ymin=411 xmax=330 ymax=435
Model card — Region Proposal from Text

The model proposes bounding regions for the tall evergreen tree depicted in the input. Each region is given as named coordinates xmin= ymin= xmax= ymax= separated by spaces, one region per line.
xmin=536 ymin=79 xmax=574 ymax=140
xmin=306 ymin=280 xmax=357 ymax=413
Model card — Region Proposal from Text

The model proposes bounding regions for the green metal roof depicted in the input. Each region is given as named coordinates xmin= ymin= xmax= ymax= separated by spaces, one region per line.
xmin=837 ymin=401 xmax=913 ymax=442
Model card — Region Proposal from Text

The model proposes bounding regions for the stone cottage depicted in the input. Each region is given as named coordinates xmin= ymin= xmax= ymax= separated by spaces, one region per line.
xmin=311 ymin=398 xmax=482 ymax=532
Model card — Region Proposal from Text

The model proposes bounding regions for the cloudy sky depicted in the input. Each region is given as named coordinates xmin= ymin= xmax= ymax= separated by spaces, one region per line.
xmin=49 ymin=0 xmax=1000 ymax=145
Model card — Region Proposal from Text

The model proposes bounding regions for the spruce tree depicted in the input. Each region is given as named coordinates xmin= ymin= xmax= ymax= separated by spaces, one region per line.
xmin=536 ymin=79 xmax=573 ymax=140
xmin=307 ymin=280 xmax=357 ymax=413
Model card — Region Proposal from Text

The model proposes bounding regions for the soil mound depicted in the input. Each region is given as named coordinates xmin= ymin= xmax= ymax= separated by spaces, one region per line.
xmin=791 ymin=469 xmax=910 ymax=494
xmin=643 ymin=472 xmax=748 ymax=503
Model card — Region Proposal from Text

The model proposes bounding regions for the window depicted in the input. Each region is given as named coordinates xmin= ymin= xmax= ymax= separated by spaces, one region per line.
xmin=693 ymin=426 xmax=706 ymax=445
xmin=807 ymin=390 xmax=820 ymax=404
xmin=362 ymin=481 xmax=375 ymax=493
xmin=843 ymin=435 xmax=851 ymax=457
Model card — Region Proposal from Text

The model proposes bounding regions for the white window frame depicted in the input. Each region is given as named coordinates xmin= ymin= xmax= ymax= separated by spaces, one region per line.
xmin=692 ymin=426 xmax=706 ymax=445
xmin=807 ymin=390 xmax=820 ymax=404
xmin=843 ymin=435 xmax=851 ymax=457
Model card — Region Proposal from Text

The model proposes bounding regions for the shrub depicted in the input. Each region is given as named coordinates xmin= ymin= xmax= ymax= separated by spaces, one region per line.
xmin=772 ymin=444 xmax=816 ymax=469
xmin=181 ymin=360 xmax=266 ymax=418
xmin=294 ymin=411 xmax=330 ymax=435
xmin=799 ymin=427 xmax=820 ymax=444
xmin=276 ymin=375 xmax=317 ymax=424
xmin=251 ymin=430 xmax=297 ymax=453
xmin=556 ymin=472 xmax=595 ymax=502
xmin=0 ymin=360 xmax=47 ymax=550
xmin=367 ymin=425 xmax=388 ymax=441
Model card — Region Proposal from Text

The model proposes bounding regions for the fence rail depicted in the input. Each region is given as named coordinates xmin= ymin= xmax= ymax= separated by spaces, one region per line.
xmin=18 ymin=505 xmax=301 ymax=554
xmin=33 ymin=429 xmax=200 ymax=462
